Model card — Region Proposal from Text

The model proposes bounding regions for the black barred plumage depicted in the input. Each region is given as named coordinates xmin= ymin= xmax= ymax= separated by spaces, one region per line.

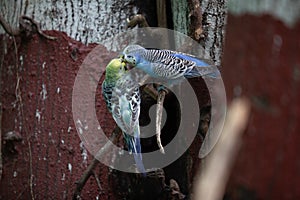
xmin=102 ymin=81 xmax=114 ymax=112
xmin=122 ymin=44 xmax=220 ymax=79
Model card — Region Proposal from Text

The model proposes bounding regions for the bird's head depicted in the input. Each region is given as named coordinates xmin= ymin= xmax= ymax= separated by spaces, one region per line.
xmin=120 ymin=44 xmax=145 ymax=66
xmin=105 ymin=58 xmax=127 ymax=81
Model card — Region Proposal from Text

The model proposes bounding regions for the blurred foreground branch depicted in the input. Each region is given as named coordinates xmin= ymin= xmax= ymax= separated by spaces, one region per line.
xmin=193 ymin=98 xmax=251 ymax=200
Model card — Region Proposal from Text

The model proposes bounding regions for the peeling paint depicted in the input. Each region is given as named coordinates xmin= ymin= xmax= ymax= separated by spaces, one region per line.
xmin=20 ymin=55 xmax=23 ymax=66
xmin=84 ymin=124 xmax=88 ymax=130
xmin=36 ymin=109 xmax=41 ymax=122
xmin=40 ymin=84 xmax=47 ymax=100
xmin=42 ymin=61 xmax=46 ymax=69
xmin=68 ymin=163 xmax=72 ymax=173
xmin=80 ymin=142 xmax=88 ymax=166
xmin=76 ymin=119 xmax=83 ymax=134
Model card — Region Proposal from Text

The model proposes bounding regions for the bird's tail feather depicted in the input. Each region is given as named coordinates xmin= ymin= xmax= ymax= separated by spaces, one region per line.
xmin=173 ymin=53 xmax=210 ymax=67
xmin=124 ymin=133 xmax=146 ymax=175
xmin=185 ymin=65 xmax=221 ymax=79
xmin=173 ymin=53 xmax=221 ymax=79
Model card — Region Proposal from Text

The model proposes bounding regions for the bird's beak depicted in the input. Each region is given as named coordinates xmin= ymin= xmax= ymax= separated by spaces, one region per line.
xmin=119 ymin=54 xmax=125 ymax=62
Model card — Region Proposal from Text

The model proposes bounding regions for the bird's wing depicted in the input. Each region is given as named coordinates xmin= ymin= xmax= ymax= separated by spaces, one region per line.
xmin=150 ymin=49 xmax=220 ymax=78
xmin=150 ymin=54 xmax=196 ymax=79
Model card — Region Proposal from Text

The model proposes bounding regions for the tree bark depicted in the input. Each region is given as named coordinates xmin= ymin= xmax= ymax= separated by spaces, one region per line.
xmin=199 ymin=0 xmax=228 ymax=66
xmin=0 ymin=0 xmax=137 ymax=44
xmin=171 ymin=0 xmax=227 ymax=66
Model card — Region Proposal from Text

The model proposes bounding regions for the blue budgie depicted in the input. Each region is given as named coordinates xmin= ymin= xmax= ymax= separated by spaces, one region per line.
xmin=102 ymin=58 xmax=145 ymax=174
xmin=120 ymin=44 xmax=220 ymax=80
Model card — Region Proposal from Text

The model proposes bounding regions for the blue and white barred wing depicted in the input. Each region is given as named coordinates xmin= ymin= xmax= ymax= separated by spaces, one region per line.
xmin=169 ymin=51 xmax=221 ymax=78
xmin=145 ymin=48 xmax=220 ymax=79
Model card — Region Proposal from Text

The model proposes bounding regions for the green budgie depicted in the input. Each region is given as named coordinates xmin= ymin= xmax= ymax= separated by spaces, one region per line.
xmin=102 ymin=58 xmax=145 ymax=174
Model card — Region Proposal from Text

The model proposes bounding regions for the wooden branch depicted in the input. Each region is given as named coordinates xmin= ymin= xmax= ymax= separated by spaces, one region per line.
xmin=0 ymin=14 xmax=56 ymax=40
xmin=156 ymin=90 xmax=166 ymax=154
xmin=0 ymin=14 xmax=20 ymax=36
xmin=193 ymin=98 xmax=251 ymax=200
xmin=127 ymin=14 xmax=150 ymax=28
xmin=137 ymin=74 xmax=168 ymax=154
xmin=141 ymin=84 xmax=169 ymax=153
xmin=92 ymin=171 xmax=103 ymax=192
xmin=143 ymin=84 xmax=159 ymax=100
xmin=73 ymin=126 xmax=120 ymax=200
xmin=20 ymin=16 xmax=57 ymax=40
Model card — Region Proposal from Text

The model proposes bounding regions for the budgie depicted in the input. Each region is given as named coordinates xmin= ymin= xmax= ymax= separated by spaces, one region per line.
xmin=102 ymin=58 xmax=145 ymax=174
xmin=120 ymin=44 xmax=220 ymax=79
